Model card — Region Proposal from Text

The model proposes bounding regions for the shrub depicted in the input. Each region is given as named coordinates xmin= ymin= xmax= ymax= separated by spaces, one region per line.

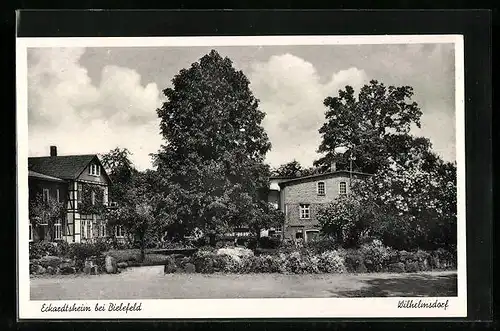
xmin=405 ymin=261 xmax=420 ymax=273
xmin=29 ymin=241 xmax=58 ymax=259
xmin=245 ymin=237 xmax=258 ymax=250
xmin=216 ymin=247 xmax=254 ymax=259
xmin=305 ymin=237 xmax=338 ymax=254
xmin=68 ymin=243 xmax=109 ymax=268
xmin=56 ymin=241 xmax=71 ymax=257
xmin=318 ymin=250 xmax=347 ymax=273
xmin=258 ymin=255 xmax=282 ymax=273
xmin=258 ymin=236 xmax=281 ymax=249
xmin=341 ymin=249 xmax=364 ymax=273
xmin=191 ymin=250 xmax=217 ymax=274
xmin=281 ymin=251 xmax=319 ymax=274
xmin=431 ymin=248 xmax=456 ymax=270
xmin=359 ymin=239 xmax=392 ymax=272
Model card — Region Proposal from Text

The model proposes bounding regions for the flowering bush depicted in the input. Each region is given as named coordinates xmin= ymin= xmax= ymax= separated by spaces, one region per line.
xmin=340 ymin=249 xmax=365 ymax=272
xmin=359 ymin=239 xmax=393 ymax=272
xmin=184 ymin=244 xmax=455 ymax=274
xmin=318 ymin=250 xmax=347 ymax=273
xmin=217 ymin=247 xmax=254 ymax=258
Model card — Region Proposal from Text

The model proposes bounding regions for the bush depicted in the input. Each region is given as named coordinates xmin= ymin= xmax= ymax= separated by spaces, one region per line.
xmin=258 ymin=236 xmax=281 ymax=249
xmin=341 ymin=249 xmax=364 ymax=273
xmin=430 ymin=248 xmax=456 ymax=270
xmin=191 ymin=249 xmax=217 ymax=274
xmin=184 ymin=243 xmax=455 ymax=274
xmin=56 ymin=241 xmax=71 ymax=257
xmin=318 ymin=250 xmax=347 ymax=273
xmin=359 ymin=239 xmax=392 ymax=272
xmin=305 ymin=237 xmax=338 ymax=254
xmin=29 ymin=241 xmax=58 ymax=259
xmin=68 ymin=242 xmax=109 ymax=268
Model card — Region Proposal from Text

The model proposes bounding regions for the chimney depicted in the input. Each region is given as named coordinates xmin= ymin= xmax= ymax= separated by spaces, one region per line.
xmin=330 ymin=161 xmax=337 ymax=172
xmin=50 ymin=146 xmax=57 ymax=157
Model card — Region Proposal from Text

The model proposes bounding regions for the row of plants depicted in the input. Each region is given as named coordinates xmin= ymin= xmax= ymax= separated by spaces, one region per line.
xmin=179 ymin=240 xmax=456 ymax=274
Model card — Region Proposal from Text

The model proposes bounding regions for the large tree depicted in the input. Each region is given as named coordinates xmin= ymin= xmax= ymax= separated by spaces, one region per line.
xmin=315 ymin=80 xmax=426 ymax=174
xmin=352 ymin=154 xmax=457 ymax=250
xmin=154 ymin=50 xmax=273 ymax=244
xmin=99 ymin=147 xmax=137 ymax=204
xmin=272 ymin=160 xmax=320 ymax=178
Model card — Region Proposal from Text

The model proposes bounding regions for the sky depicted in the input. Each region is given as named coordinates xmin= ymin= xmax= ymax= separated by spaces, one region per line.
xmin=27 ymin=43 xmax=456 ymax=171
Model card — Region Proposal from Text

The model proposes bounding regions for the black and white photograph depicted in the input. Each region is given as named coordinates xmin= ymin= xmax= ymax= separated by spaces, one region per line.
xmin=16 ymin=35 xmax=466 ymax=319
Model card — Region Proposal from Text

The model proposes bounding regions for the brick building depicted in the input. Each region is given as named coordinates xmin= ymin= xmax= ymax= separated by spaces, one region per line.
xmin=269 ymin=170 xmax=371 ymax=242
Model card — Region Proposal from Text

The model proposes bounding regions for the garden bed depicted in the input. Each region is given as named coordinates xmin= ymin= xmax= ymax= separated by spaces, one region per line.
xmin=167 ymin=242 xmax=457 ymax=275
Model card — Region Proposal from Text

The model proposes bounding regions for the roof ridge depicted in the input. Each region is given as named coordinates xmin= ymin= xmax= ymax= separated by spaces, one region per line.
xmin=28 ymin=154 xmax=97 ymax=158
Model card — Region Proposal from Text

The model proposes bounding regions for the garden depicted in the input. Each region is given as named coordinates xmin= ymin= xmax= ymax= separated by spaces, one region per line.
xmin=29 ymin=236 xmax=456 ymax=277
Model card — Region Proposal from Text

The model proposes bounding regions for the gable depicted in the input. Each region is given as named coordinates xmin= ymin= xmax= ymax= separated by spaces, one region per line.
xmin=76 ymin=156 xmax=111 ymax=185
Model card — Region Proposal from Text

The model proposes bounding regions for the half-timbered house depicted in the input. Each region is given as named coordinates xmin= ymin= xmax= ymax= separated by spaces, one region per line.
xmin=28 ymin=146 xmax=121 ymax=243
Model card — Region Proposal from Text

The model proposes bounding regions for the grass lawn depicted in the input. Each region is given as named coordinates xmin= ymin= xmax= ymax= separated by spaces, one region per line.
xmin=30 ymin=266 xmax=457 ymax=300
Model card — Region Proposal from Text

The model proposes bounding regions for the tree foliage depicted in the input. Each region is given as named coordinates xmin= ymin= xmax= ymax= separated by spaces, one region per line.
xmin=315 ymin=80 xmax=457 ymax=250
xmin=353 ymin=157 xmax=457 ymax=250
xmin=271 ymin=160 xmax=319 ymax=178
xmin=105 ymin=169 xmax=165 ymax=259
xmin=154 ymin=50 xmax=273 ymax=243
xmin=316 ymin=195 xmax=381 ymax=248
xmin=29 ymin=194 xmax=65 ymax=240
xmin=100 ymin=147 xmax=137 ymax=204
xmin=315 ymin=80 xmax=425 ymax=174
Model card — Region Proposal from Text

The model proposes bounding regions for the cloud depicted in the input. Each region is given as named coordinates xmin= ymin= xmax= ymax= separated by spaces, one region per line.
xmin=248 ymin=53 xmax=368 ymax=168
xmin=28 ymin=48 xmax=163 ymax=171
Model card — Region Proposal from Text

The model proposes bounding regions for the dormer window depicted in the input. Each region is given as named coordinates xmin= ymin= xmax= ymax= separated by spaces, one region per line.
xmin=89 ymin=163 xmax=100 ymax=176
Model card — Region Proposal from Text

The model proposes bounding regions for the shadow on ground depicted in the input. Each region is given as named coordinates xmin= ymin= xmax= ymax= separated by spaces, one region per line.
xmin=334 ymin=273 xmax=457 ymax=297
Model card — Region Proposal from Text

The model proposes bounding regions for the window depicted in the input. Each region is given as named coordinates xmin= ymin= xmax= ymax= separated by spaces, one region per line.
xmin=77 ymin=183 xmax=83 ymax=203
xmin=89 ymin=164 xmax=100 ymax=176
xmin=275 ymin=225 xmax=283 ymax=233
xmin=81 ymin=219 xmax=92 ymax=239
xmin=56 ymin=189 xmax=60 ymax=202
xmin=295 ymin=230 xmax=303 ymax=239
xmin=54 ymin=223 xmax=62 ymax=240
xmin=100 ymin=223 xmax=107 ymax=237
xmin=81 ymin=220 xmax=86 ymax=239
xmin=339 ymin=182 xmax=347 ymax=195
xmin=115 ymin=225 xmax=124 ymax=238
xmin=43 ymin=188 xmax=50 ymax=202
xmin=317 ymin=181 xmax=325 ymax=196
xmin=299 ymin=204 xmax=310 ymax=219
xmin=87 ymin=221 xmax=92 ymax=239
xmin=29 ymin=223 xmax=33 ymax=242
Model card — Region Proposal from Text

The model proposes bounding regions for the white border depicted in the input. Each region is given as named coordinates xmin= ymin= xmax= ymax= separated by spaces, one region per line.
xmin=16 ymin=35 xmax=466 ymax=319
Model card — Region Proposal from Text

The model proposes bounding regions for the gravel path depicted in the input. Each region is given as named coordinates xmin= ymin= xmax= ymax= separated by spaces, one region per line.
xmin=30 ymin=266 xmax=457 ymax=300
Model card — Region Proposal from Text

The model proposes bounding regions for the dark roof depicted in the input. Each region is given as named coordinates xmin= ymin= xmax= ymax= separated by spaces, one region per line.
xmin=278 ymin=170 xmax=372 ymax=186
xmin=28 ymin=170 xmax=66 ymax=183
xmin=28 ymin=154 xmax=97 ymax=180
